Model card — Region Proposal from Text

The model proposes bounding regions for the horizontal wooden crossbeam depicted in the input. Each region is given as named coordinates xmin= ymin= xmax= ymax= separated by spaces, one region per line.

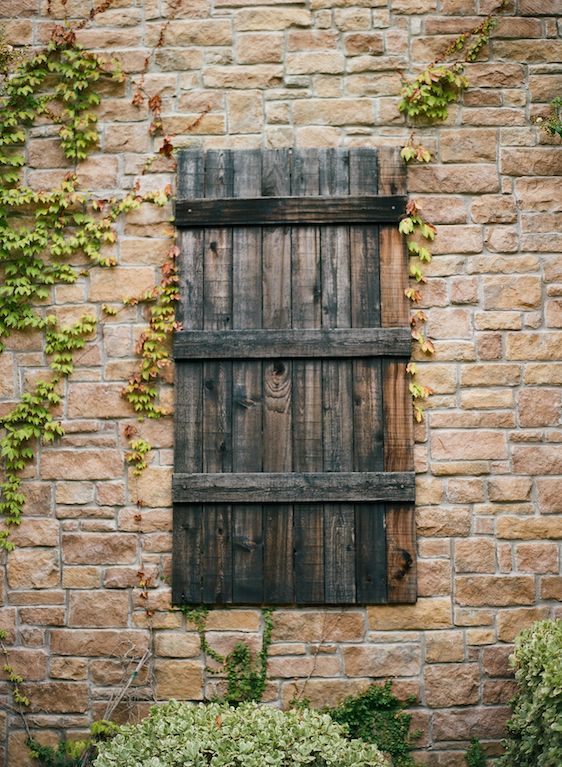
xmin=174 ymin=328 xmax=411 ymax=359
xmin=175 ymin=195 xmax=407 ymax=227
xmin=173 ymin=471 xmax=415 ymax=503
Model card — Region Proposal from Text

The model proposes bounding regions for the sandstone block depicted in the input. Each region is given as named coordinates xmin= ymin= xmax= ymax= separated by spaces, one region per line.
xmin=368 ymin=598 xmax=451 ymax=631
xmin=408 ymin=165 xmax=499 ymax=194
xmin=493 ymin=40 xmax=562 ymax=63
xmin=482 ymin=275 xmax=541 ymax=310
xmin=104 ymin=124 xmax=150 ymax=153
xmin=497 ymin=515 xmax=562 ymax=540
xmin=7 ymin=549 xmax=60 ymax=589
xmin=518 ymin=388 xmax=561 ymax=427
xmin=516 ymin=177 xmax=562 ymax=213
xmin=287 ymin=52 xmax=344 ymax=74
xmin=502 ymin=147 xmax=562 ymax=176
xmin=507 ymin=332 xmax=562 ymax=361
xmin=540 ymin=576 xmax=562 ymax=600
xmin=155 ymin=632 xmax=200 ymax=658
xmin=235 ymin=8 xmax=311 ymax=31
xmin=89 ymin=267 xmax=156 ymax=303
xmin=21 ymin=682 xmax=89 ymax=713
xmin=431 ymin=431 xmax=507 ymax=461
xmin=51 ymin=629 xmax=149 ymax=657
xmin=497 ymin=607 xmax=551 ymax=642
xmin=272 ymin=610 xmax=365 ymax=641
xmin=281 ymin=678 xmax=372 ymax=709
xmin=455 ymin=539 xmax=496 ymax=573
xmin=488 ymin=477 xmax=532 ymax=502
xmin=433 ymin=706 xmax=510 ymax=741
xmin=50 ymin=657 xmax=88 ymax=680
xmin=416 ymin=477 xmax=445 ymax=505
xmin=447 ymin=479 xmax=485 ymax=503
xmin=8 ymin=518 xmax=58 ymax=547
xmin=159 ymin=19 xmax=231 ymax=46
xmin=42 ymin=450 xmax=123 ymax=480
xmin=293 ymin=99 xmax=373 ymax=125
xmin=62 ymin=533 xmax=137 ymax=565
xmin=424 ymin=663 xmax=480 ymax=707
xmin=227 ymin=92 xmax=264 ymax=133
xmin=471 ymin=195 xmax=517 ymax=223
xmin=440 ymin=129 xmax=497 ymax=163
xmin=236 ymin=33 xmax=284 ymax=64
xmin=67 ymin=383 xmax=132 ymax=419
xmin=513 ymin=445 xmax=562 ymax=475
xmin=461 ymin=363 xmax=521 ymax=387
xmin=131 ymin=466 xmax=172 ymax=507
xmin=343 ymin=644 xmax=421 ymax=677
xmin=425 ymin=631 xmax=465 ymax=662
xmin=0 ymin=649 xmax=47 ymax=682
xmin=69 ymin=590 xmax=129 ymax=627
xmin=344 ymin=33 xmax=384 ymax=55
xmin=455 ymin=576 xmax=535 ymax=606
xmin=155 ymin=660 xmax=204 ymax=699
xmin=483 ymin=679 xmax=518 ymax=705
xmin=417 ymin=559 xmax=451 ymax=597
xmin=416 ymin=507 xmax=471 ymax=537
xmin=203 ymin=66 xmax=283 ymax=89
xmin=204 ymin=609 xmax=261 ymax=631
xmin=267 ymin=655 xmax=341 ymax=677
xmin=537 ymin=478 xmax=562 ymax=513
xmin=62 ymin=566 xmax=101 ymax=589
xmin=20 ymin=606 xmax=65 ymax=626
xmin=427 ymin=308 xmax=471 ymax=339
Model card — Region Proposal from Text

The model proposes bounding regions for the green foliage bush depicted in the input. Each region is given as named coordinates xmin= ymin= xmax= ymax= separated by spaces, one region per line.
xmin=327 ymin=683 xmax=419 ymax=767
xmin=94 ymin=700 xmax=390 ymax=767
xmin=465 ymin=737 xmax=487 ymax=767
xmin=499 ymin=618 xmax=562 ymax=767
xmin=28 ymin=720 xmax=118 ymax=766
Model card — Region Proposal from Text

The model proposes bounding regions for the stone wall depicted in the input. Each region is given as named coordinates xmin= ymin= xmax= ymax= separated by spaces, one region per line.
xmin=1 ymin=0 xmax=561 ymax=764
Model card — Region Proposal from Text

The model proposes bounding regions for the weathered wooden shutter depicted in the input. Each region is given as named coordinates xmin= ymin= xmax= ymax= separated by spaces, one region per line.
xmin=172 ymin=148 xmax=415 ymax=606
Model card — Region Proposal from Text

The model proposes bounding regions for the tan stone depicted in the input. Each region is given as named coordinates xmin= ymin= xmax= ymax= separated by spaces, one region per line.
xmin=368 ymin=598 xmax=451 ymax=631
xmin=268 ymin=655 xmax=341 ymax=677
xmin=459 ymin=389 xmax=514 ymax=410
xmin=130 ymin=466 xmax=172 ymax=507
xmin=431 ymin=431 xmax=507 ymax=461
xmin=497 ymin=515 xmax=562 ymax=540
xmin=416 ymin=507 xmax=471 ymax=537
xmin=454 ymin=607 xmax=495 ymax=627
xmin=62 ymin=533 xmax=137 ymax=565
xmin=155 ymin=632 xmax=200 ymax=658
xmin=502 ymin=147 xmax=562 ymax=176
xmin=8 ymin=518 xmax=58 ymax=547
xmin=540 ymin=576 xmax=562 ymax=600
xmin=50 ymin=657 xmax=88 ymax=680
xmin=425 ymin=631 xmax=465 ymax=662
xmin=408 ymin=165 xmax=499 ymax=194
xmin=461 ymin=363 xmax=521 ymax=387
xmin=235 ymin=8 xmax=312 ymax=31
xmin=433 ymin=707 xmax=511 ymax=741
xmin=537 ymin=478 xmax=562 ymax=513
xmin=0 ymin=649 xmax=47 ymax=682
xmin=516 ymin=178 xmax=562 ymax=212
xmin=497 ymin=607 xmax=551 ymax=642
xmin=471 ymin=195 xmax=517 ymax=224
xmin=518 ymin=388 xmax=561 ymax=427
xmin=204 ymin=609 xmax=261 ymax=631
xmin=19 ymin=606 xmax=65 ymax=626
xmin=51 ymin=629 xmax=149 ymax=657
xmin=416 ymin=478 xmax=444 ymax=505
xmin=482 ymin=276 xmax=541 ymax=310
xmin=227 ymin=92 xmax=264 ymax=134
xmin=483 ymin=679 xmax=518 ymax=705
xmin=155 ymin=659 xmax=204 ymax=699
xmin=493 ymin=40 xmax=562 ymax=64
xmin=42 ymin=450 xmax=123 ymax=480
xmin=343 ymin=644 xmax=421 ymax=677
xmin=287 ymin=52 xmax=345 ymax=74
xmin=417 ymin=559 xmax=451 ymax=597
xmin=281 ymin=678 xmax=372 ymax=708
xmin=507 ymin=332 xmax=562 ymax=361
xmin=204 ymin=66 xmax=283 ymax=89
xmin=462 ymin=107 xmax=526 ymax=126
xmin=513 ymin=445 xmax=562 ymax=475
xmin=344 ymin=33 xmax=384 ymax=55
xmin=236 ymin=33 xmax=284 ymax=64
xmin=489 ymin=477 xmax=532 ymax=502
xmin=89 ymin=267 xmax=156 ymax=302
xmin=455 ymin=576 xmax=535 ymax=606
xmin=62 ymin=566 xmax=101 ymax=589
xmin=69 ymin=590 xmax=129 ymax=627
xmin=455 ymin=539 xmax=496 ymax=573
xmin=7 ymin=549 xmax=60 ymax=589
xmin=293 ymin=99 xmax=373 ymax=125
xmin=21 ymin=682 xmax=89 ymax=713
xmin=272 ymin=610 xmax=365 ymax=641
xmin=440 ymin=129 xmax=497 ymax=163
xmin=424 ymin=663 xmax=480 ymax=707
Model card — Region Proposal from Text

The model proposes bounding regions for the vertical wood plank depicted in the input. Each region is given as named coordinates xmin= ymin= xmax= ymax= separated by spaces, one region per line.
xmin=173 ymin=151 xmax=205 ymax=604
xmin=262 ymin=149 xmax=294 ymax=604
xmin=349 ymin=149 xmax=387 ymax=604
xmin=201 ymin=149 xmax=234 ymax=604
xmin=231 ymin=150 xmax=264 ymax=604
xmin=319 ymin=149 xmax=355 ymax=605
xmin=291 ymin=149 xmax=324 ymax=604
xmin=378 ymin=147 xmax=416 ymax=604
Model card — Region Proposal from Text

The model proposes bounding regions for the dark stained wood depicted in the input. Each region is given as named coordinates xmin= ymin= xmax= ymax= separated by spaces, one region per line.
xmin=378 ymin=147 xmax=416 ymax=604
xmin=173 ymin=472 xmax=415 ymax=503
xmin=175 ymin=195 xmax=407 ymax=227
xmin=349 ymin=148 xmax=387 ymax=604
xmin=291 ymin=149 xmax=324 ymax=604
xmin=201 ymin=149 xmax=234 ymax=604
xmin=319 ymin=149 xmax=355 ymax=605
xmin=231 ymin=150 xmax=264 ymax=603
xmin=262 ymin=149 xmax=294 ymax=604
xmin=174 ymin=327 xmax=411 ymax=359
xmin=173 ymin=151 xmax=205 ymax=605
xmin=173 ymin=148 xmax=416 ymax=607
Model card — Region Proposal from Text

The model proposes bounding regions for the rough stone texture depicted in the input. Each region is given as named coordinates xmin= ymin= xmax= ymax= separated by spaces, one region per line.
xmin=1 ymin=2 xmax=561 ymax=764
